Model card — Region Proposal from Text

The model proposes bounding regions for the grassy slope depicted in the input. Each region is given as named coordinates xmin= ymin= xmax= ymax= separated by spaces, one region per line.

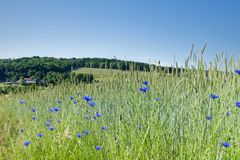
xmin=73 ymin=67 xmax=149 ymax=81
xmin=73 ymin=67 xmax=122 ymax=80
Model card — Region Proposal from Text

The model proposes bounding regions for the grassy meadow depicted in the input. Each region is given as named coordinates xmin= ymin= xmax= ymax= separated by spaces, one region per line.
xmin=1 ymin=54 xmax=240 ymax=159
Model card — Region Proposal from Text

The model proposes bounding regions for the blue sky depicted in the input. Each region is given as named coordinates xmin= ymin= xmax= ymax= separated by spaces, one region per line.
xmin=0 ymin=0 xmax=239 ymax=65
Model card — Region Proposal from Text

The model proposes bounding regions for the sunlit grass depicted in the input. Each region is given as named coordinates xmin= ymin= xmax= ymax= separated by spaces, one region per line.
xmin=0 ymin=53 xmax=240 ymax=159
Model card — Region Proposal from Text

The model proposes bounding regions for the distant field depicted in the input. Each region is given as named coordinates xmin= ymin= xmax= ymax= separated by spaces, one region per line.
xmin=73 ymin=67 xmax=149 ymax=80
xmin=74 ymin=67 xmax=121 ymax=74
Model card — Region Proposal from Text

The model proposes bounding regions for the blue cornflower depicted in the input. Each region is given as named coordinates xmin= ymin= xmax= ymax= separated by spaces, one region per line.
xmin=20 ymin=128 xmax=24 ymax=133
xmin=101 ymin=126 xmax=108 ymax=131
xmin=70 ymin=96 xmax=74 ymax=100
xmin=23 ymin=141 xmax=30 ymax=146
xmin=37 ymin=133 xmax=43 ymax=138
xmin=206 ymin=114 xmax=212 ymax=121
xmin=95 ymin=146 xmax=102 ymax=151
xmin=222 ymin=142 xmax=230 ymax=148
xmin=48 ymin=107 xmax=60 ymax=112
xmin=209 ymin=94 xmax=219 ymax=100
xmin=226 ymin=111 xmax=231 ymax=116
xmin=142 ymin=81 xmax=148 ymax=85
xmin=84 ymin=130 xmax=89 ymax=135
xmin=235 ymin=70 xmax=240 ymax=75
xmin=236 ymin=101 xmax=240 ymax=108
xmin=87 ymin=102 xmax=96 ymax=107
xmin=76 ymin=133 xmax=82 ymax=138
xmin=154 ymin=98 xmax=160 ymax=101
xmin=56 ymin=99 xmax=62 ymax=104
xmin=48 ymin=126 xmax=54 ymax=131
xmin=95 ymin=112 xmax=101 ymax=117
xmin=140 ymin=87 xmax=149 ymax=93
xmin=29 ymin=107 xmax=36 ymax=112
xmin=32 ymin=116 xmax=37 ymax=120
xmin=45 ymin=122 xmax=51 ymax=127
xmin=48 ymin=108 xmax=54 ymax=112
xmin=53 ymin=107 xmax=60 ymax=112
xmin=19 ymin=100 xmax=25 ymax=104
xmin=139 ymin=125 xmax=143 ymax=130
xmin=83 ymin=96 xmax=92 ymax=102
xmin=73 ymin=99 xmax=77 ymax=105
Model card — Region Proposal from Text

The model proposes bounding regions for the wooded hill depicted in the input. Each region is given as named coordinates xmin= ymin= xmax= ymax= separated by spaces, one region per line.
xmin=0 ymin=56 xmax=153 ymax=82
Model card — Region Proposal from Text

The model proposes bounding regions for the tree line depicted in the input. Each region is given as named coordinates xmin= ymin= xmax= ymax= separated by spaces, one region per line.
xmin=0 ymin=56 xmax=154 ymax=83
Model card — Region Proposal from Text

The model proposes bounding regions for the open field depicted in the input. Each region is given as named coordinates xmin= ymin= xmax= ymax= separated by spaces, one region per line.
xmin=73 ymin=67 xmax=150 ymax=81
xmin=73 ymin=67 xmax=122 ymax=75
xmin=73 ymin=67 xmax=122 ymax=80
xmin=1 ymin=56 xmax=240 ymax=159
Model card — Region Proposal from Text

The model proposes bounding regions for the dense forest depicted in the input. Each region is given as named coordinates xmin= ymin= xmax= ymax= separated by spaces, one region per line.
xmin=0 ymin=56 xmax=155 ymax=83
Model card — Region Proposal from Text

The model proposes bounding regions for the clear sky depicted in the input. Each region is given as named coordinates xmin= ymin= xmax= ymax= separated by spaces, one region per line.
xmin=0 ymin=0 xmax=239 ymax=65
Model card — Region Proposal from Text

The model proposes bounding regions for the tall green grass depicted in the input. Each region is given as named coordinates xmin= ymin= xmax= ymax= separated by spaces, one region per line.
xmin=0 ymin=52 xmax=240 ymax=159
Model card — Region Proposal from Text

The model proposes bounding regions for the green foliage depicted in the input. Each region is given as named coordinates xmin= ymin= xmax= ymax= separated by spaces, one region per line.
xmin=0 ymin=57 xmax=152 ymax=82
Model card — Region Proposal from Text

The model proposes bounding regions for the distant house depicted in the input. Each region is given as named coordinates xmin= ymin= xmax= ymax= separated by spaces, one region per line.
xmin=5 ymin=81 xmax=19 ymax=85
xmin=16 ymin=78 xmax=36 ymax=84
xmin=5 ymin=78 xmax=36 ymax=86
xmin=23 ymin=78 xmax=36 ymax=84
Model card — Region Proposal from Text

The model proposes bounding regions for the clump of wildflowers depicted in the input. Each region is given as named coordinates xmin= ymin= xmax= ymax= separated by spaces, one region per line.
xmin=48 ymin=107 xmax=60 ymax=112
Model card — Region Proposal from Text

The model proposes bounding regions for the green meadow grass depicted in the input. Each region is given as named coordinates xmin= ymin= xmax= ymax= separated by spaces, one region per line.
xmin=73 ymin=67 xmax=122 ymax=80
xmin=0 ymin=54 xmax=240 ymax=159
xmin=73 ymin=67 xmax=149 ymax=81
